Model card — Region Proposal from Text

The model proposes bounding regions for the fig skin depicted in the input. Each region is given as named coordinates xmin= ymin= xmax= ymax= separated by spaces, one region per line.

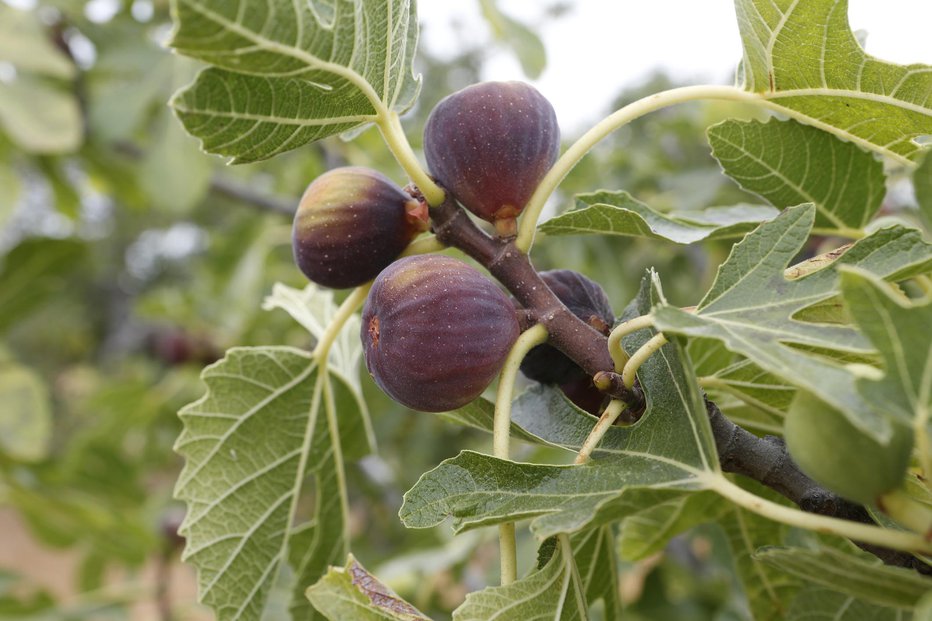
xmin=423 ymin=81 xmax=560 ymax=236
xmin=292 ymin=167 xmax=427 ymax=289
xmin=361 ymin=255 xmax=520 ymax=412
xmin=520 ymin=270 xmax=614 ymax=385
xmin=559 ymin=373 xmax=607 ymax=416
xmin=784 ymin=390 xmax=913 ymax=506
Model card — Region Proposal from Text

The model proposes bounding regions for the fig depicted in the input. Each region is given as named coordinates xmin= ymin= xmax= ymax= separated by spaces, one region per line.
xmin=292 ymin=167 xmax=428 ymax=288
xmin=559 ymin=373 xmax=607 ymax=416
xmin=361 ymin=255 xmax=520 ymax=412
xmin=424 ymin=81 xmax=560 ymax=237
xmin=784 ymin=390 xmax=913 ymax=506
xmin=520 ymin=270 xmax=614 ymax=385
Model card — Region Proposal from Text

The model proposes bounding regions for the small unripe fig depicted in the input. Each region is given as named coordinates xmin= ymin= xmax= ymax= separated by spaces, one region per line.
xmin=520 ymin=270 xmax=614 ymax=385
xmin=784 ymin=391 xmax=913 ymax=506
xmin=292 ymin=167 xmax=428 ymax=288
xmin=424 ymin=81 xmax=560 ymax=237
xmin=361 ymin=255 xmax=520 ymax=412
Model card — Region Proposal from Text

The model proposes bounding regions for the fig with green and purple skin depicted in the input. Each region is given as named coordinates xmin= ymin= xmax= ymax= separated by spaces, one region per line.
xmin=424 ymin=81 xmax=560 ymax=237
xmin=292 ymin=167 xmax=428 ymax=289
xmin=520 ymin=270 xmax=614 ymax=386
xmin=361 ymin=255 xmax=520 ymax=412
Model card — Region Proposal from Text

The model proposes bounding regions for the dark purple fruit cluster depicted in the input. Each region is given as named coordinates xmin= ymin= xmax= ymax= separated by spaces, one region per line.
xmin=292 ymin=167 xmax=427 ymax=289
xmin=361 ymin=255 xmax=519 ymax=412
xmin=289 ymin=82 xmax=575 ymax=413
xmin=424 ymin=81 xmax=560 ymax=237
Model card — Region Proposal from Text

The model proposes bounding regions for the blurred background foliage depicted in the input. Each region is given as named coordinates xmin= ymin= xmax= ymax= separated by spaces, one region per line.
xmin=0 ymin=1 xmax=921 ymax=620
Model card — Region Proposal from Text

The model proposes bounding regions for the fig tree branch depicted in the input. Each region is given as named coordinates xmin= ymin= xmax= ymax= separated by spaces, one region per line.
xmin=209 ymin=177 xmax=296 ymax=216
xmin=707 ymin=400 xmax=930 ymax=575
xmin=428 ymin=196 xmax=644 ymax=413
xmin=427 ymin=193 xmax=929 ymax=574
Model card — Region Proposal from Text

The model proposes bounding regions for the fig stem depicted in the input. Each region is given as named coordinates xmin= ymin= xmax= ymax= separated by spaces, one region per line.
xmin=377 ymin=112 xmax=445 ymax=207
xmin=810 ymin=226 xmax=866 ymax=240
xmin=400 ymin=235 xmax=446 ymax=257
xmin=321 ymin=368 xmax=352 ymax=552
xmin=706 ymin=472 xmax=932 ymax=556
xmin=493 ymin=323 xmax=549 ymax=585
xmin=574 ymin=399 xmax=628 ymax=465
xmin=621 ymin=333 xmax=669 ymax=388
xmin=515 ymin=85 xmax=765 ymax=253
xmin=607 ymin=314 xmax=656 ymax=371
xmin=914 ymin=274 xmax=932 ymax=299
xmin=311 ymin=284 xmax=372 ymax=363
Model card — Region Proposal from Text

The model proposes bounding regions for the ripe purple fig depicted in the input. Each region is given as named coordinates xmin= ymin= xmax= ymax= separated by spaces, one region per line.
xmin=424 ymin=81 xmax=560 ymax=237
xmin=559 ymin=374 xmax=607 ymax=416
xmin=292 ymin=167 xmax=428 ymax=289
xmin=520 ymin=270 xmax=614 ymax=385
xmin=361 ymin=255 xmax=520 ymax=412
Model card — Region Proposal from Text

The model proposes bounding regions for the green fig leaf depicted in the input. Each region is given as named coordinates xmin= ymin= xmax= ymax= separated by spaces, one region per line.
xmin=708 ymin=118 xmax=886 ymax=231
xmin=653 ymin=204 xmax=932 ymax=442
xmin=169 ymin=0 xmax=420 ymax=162
xmin=734 ymin=0 xmax=932 ymax=166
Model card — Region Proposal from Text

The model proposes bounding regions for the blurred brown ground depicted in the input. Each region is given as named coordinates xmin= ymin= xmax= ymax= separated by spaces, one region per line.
xmin=0 ymin=508 xmax=211 ymax=620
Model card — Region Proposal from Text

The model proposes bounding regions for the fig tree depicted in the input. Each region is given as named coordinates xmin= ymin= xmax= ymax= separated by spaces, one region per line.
xmin=520 ymin=270 xmax=614 ymax=385
xmin=423 ymin=81 xmax=560 ymax=237
xmin=292 ymin=167 xmax=428 ymax=288
xmin=361 ymin=255 xmax=520 ymax=412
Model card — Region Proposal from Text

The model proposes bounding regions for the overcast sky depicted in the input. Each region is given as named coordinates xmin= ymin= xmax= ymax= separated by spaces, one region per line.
xmin=418 ymin=1 xmax=932 ymax=133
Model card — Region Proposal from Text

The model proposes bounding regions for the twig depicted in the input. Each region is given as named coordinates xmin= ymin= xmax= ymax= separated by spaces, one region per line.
xmin=706 ymin=400 xmax=930 ymax=574
xmin=430 ymin=197 xmax=643 ymax=410
xmin=209 ymin=177 xmax=296 ymax=216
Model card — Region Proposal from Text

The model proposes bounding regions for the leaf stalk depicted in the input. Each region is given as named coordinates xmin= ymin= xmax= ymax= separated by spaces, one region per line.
xmin=378 ymin=112 xmax=445 ymax=206
xmin=516 ymin=85 xmax=761 ymax=253
xmin=494 ymin=323 xmax=549 ymax=585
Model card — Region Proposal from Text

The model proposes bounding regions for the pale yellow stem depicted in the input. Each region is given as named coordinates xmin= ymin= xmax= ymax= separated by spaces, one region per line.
xmin=621 ymin=333 xmax=668 ymax=388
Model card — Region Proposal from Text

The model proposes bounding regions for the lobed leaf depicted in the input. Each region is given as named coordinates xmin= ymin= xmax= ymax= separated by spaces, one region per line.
xmin=175 ymin=347 xmax=321 ymax=620
xmin=287 ymin=372 xmax=368 ymax=621
xmin=653 ymin=204 xmax=932 ymax=441
xmin=840 ymin=268 xmax=932 ymax=428
xmin=571 ymin=527 xmax=621 ymax=620
xmin=399 ymin=449 xmax=705 ymax=540
xmin=452 ymin=538 xmax=587 ymax=621
xmin=175 ymin=346 xmax=365 ymax=620
xmin=757 ymin=546 xmax=931 ymax=609
xmin=264 ymin=282 xmax=375 ymax=452
xmin=785 ymin=587 xmax=909 ymax=621
xmin=539 ymin=190 xmax=777 ymax=244
xmin=699 ymin=357 xmax=796 ymax=423
xmin=719 ymin=485 xmax=801 ymax=621
xmin=734 ymin=0 xmax=932 ymax=166
xmin=708 ymin=118 xmax=886 ymax=230
xmin=436 ymin=396 xmax=558 ymax=448
xmin=617 ymin=491 xmax=725 ymax=561
xmin=169 ymin=0 xmax=420 ymax=162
